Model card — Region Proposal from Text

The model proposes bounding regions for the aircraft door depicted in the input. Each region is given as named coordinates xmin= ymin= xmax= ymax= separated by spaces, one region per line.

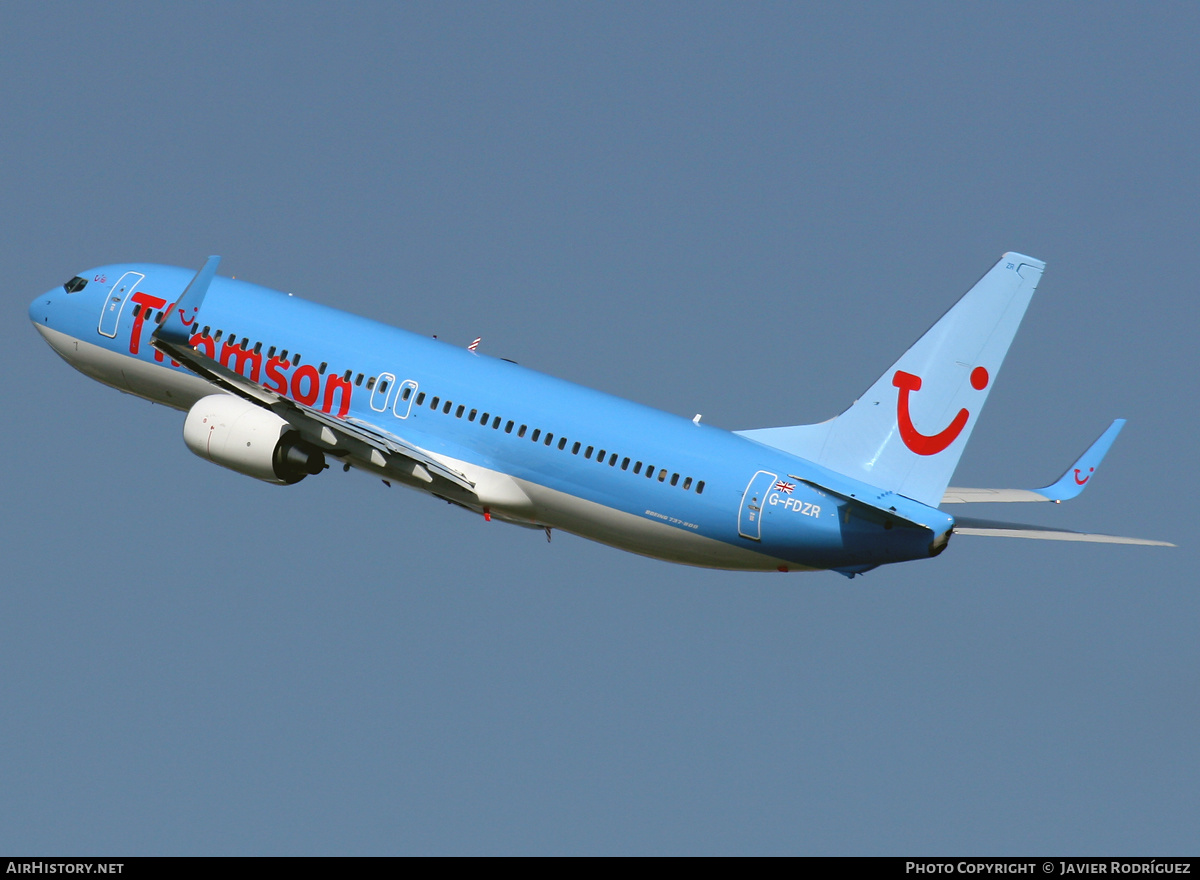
xmin=392 ymin=380 xmax=418 ymax=418
xmin=97 ymin=272 xmax=144 ymax=338
xmin=738 ymin=470 xmax=778 ymax=541
xmin=370 ymin=372 xmax=396 ymax=412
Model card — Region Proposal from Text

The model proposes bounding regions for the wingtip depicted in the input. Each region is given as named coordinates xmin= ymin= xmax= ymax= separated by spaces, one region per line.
xmin=1002 ymin=251 xmax=1046 ymax=269
xmin=1035 ymin=419 xmax=1126 ymax=502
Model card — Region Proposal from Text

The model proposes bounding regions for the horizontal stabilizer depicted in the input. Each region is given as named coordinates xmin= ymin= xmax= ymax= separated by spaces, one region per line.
xmin=798 ymin=478 xmax=952 ymax=535
xmin=943 ymin=419 xmax=1125 ymax=504
xmin=952 ymin=516 xmax=1173 ymax=546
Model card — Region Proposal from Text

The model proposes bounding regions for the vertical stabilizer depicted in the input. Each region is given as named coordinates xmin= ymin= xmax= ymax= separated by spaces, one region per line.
xmin=737 ymin=253 xmax=1045 ymax=507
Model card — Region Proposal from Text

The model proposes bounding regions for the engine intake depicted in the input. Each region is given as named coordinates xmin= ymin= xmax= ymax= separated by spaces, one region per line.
xmin=183 ymin=394 xmax=325 ymax=484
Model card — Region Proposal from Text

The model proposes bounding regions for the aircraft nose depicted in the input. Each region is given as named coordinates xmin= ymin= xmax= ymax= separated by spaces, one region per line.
xmin=30 ymin=289 xmax=55 ymax=328
xmin=31 ymin=273 xmax=94 ymax=335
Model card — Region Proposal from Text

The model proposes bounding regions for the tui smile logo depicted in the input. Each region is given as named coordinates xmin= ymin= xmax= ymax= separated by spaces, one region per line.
xmin=893 ymin=366 xmax=989 ymax=456
xmin=176 ymin=305 xmax=198 ymax=327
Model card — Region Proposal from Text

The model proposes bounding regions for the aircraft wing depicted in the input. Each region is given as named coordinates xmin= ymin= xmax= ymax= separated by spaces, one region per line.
xmin=150 ymin=258 xmax=474 ymax=493
xmin=942 ymin=419 xmax=1125 ymax=504
xmin=952 ymin=516 xmax=1173 ymax=546
xmin=937 ymin=420 xmax=1173 ymax=544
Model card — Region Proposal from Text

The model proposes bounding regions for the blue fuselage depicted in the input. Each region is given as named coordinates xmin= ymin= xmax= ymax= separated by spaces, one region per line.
xmin=30 ymin=264 xmax=954 ymax=573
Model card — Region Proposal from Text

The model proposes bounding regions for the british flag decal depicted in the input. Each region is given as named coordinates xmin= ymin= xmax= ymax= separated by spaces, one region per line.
xmin=773 ymin=480 xmax=795 ymax=494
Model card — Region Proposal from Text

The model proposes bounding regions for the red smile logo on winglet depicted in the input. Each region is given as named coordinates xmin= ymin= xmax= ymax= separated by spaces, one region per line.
xmin=1074 ymin=467 xmax=1094 ymax=485
xmin=893 ymin=366 xmax=989 ymax=456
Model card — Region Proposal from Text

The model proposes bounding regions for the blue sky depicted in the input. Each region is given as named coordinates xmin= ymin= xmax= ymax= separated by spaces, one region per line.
xmin=2 ymin=2 xmax=1196 ymax=854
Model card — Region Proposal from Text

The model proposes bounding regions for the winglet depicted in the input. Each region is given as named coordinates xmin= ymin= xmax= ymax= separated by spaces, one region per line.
xmin=153 ymin=255 xmax=221 ymax=344
xmin=1035 ymin=418 xmax=1125 ymax=501
xmin=941 ymin=419 xmax=1127 ymax=504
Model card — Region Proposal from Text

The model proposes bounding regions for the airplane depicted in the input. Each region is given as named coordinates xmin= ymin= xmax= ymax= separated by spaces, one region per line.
xmin=29 ymin=252 xmax=1171 ymax=576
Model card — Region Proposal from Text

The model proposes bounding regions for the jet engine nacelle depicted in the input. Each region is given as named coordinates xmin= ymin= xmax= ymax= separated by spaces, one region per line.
xmin=183 ymin=394 xmax=325 ymax=485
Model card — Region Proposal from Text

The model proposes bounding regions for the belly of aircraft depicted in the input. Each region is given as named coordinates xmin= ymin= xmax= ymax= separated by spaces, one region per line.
xmin=34 ymin=323 xmax=214 ymax=410
xmin=520 ymin=479 xmax=808 ymax=570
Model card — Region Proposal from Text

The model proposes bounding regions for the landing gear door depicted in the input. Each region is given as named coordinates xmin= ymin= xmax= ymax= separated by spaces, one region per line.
xmin=97 ymin=272 xmax=144 ymax=338
xmin=738 ymin=470 xmax=778 ymax=541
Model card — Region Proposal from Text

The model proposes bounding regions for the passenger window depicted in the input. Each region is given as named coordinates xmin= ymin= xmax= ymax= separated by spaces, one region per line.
xmin=430 ymin=396 xmax=439 ymax=409
xmin=683 ymin=477 xmax=692 ymax=490
xmin=505 ymin=421 xmax=514 ymax=433
xmin=518 ymin=425 xmax=527 ymax=438
xmin=443 ymin=400 xmax=452 ymax=414
xmin=531 ymin=429 xmax=540 ymax=442
xmin=658 ymin=470 xmax=667 ymax=482
xmin=319 ymin=362 xmax=327 ymax=375
xmin=492 ymin=416 xmax=501 ymax=429
xmin=367 ymin=377 xmax=376 ymax=390
xmin=670 ymin=473 xmax=679 ymax=486
xmin=634 ymin=461 xmax=642 ymax=474
xmin=585 ymin=446 xmax=593 ymax=459
xmin=255 ymin=342 xmax=263 ymax=354
xmin=544 ymin=433 xmax=553 ymax=446
xmin=696 ymin=481 xmax=705 ymax=494
xmin=132 ymin=304 xmax=142 ymax=317
xmin=343 ymin=369 xmax=351 ymax=381
xmin=558 ymin=437 xmax=567 ymax=450
xmin=416 ymin=392 xmax=425 ymax=405
xmin=268 ymin=346 xmax=276 ymax=358
xmin=400 ymin=386 xmax=410 ymax=400
xmin=469 ymin=409 xmax=477 ymax=422
xmin=597 ymin=449 xmax=606 ymax=462
xmin=646 ymin=466 xmax=655 ymax=479
xmin=293 ymin=354 xmax=301 ymax=366
xmin=609 ymin=454 xmax=618 ymax=466
xmin=572 ymin=442 xmax=581 ymax=454
xmin=621 ymin=457 xmax=630 ymax=470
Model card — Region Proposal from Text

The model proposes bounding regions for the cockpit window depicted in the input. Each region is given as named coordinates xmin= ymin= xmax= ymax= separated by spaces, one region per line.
xmin=63 ymin=276 xmax=88 ymax=294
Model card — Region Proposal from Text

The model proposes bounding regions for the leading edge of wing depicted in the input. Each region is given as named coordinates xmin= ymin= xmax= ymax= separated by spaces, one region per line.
xmin=942 ymin=419 xmax=1126 ymax=504
xmin=952 ymin=515 xmax=1173 ymax=547
xmin=151 ymin=330 xmax=475 ymax=493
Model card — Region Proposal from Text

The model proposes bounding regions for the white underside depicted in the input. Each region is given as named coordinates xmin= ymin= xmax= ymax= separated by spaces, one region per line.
xmin=516 ymin=474 xmax=804 ymax=570
xmin=36 ymin=322 xmax=217 ymax=410
xmin=36 ymin=323 xmax=803 ymax=570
